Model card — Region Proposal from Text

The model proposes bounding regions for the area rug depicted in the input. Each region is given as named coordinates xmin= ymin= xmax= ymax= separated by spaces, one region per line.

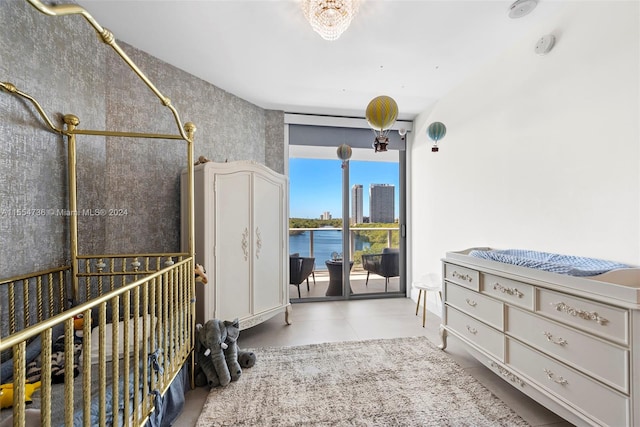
xmin=196 ymin=336 xmax=529 ymax=427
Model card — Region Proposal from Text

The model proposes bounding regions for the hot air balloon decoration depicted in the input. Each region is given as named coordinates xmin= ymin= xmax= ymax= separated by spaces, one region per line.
xmin=365 ymin=95 xmax=398 ymax=152
xmin=337 ymin=143 xmax=352 ymax=168
xmin=427 ymin=121 xmax=446 ymax=152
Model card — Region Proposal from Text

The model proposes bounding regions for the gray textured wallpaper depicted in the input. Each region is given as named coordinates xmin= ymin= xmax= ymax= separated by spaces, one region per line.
xmin=0 ymin=0 xmax=284 ymax=278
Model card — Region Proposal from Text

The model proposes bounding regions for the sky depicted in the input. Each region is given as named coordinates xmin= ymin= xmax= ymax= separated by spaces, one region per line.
xmin=289 ymin=158 xmax=400 ymax=219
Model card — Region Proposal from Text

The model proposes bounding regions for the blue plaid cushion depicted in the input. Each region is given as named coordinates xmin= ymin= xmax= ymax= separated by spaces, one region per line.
xmin=469 ymin=249 xmax=629 ymax=276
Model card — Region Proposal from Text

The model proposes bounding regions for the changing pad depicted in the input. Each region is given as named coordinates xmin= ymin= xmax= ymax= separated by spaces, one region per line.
xmin=468 ymin=249 xmax=629 ymax=277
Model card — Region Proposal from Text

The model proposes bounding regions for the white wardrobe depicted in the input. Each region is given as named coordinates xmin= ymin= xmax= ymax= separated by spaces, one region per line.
xmin=182 ymin=161 xmax=290 ymax=329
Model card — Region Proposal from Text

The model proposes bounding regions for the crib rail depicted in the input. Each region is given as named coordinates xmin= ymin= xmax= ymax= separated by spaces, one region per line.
xmin=0 ymin=256 xmax=195 ymax=427
xmin=0 ymin=266 xmax=71 ymax=339
xmin=75 ymin=253 xmax=188 ymax=301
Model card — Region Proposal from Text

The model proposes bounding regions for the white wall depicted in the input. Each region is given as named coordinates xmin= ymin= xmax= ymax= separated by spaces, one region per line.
xmin=409 ymin=2 xmax=640 ymax=307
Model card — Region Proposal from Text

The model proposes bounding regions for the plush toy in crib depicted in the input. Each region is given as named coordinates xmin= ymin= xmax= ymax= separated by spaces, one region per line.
xmin=50 ymin=332 xmax=83 ymax=384
xmin=25 ymin=313 xmax=84 ymax=384
xmin=195 ymin=264 xmax=208 ymax=285
xmin=0 ymin=381 xmax=41 ymax=409
xmin=194 ymin=318 xmax=256 ymax=388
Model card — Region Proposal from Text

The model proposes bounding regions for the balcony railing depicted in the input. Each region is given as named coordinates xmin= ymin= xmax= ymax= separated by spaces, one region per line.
xmin=289 ymin=227 xmax=398 ymax=269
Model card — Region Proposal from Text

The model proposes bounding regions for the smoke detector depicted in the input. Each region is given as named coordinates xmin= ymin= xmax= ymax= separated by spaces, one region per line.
xmin=508 ymin=0 xmax=538 ymax=19
xmin=535 ymin=34 xmax=556 ymax=55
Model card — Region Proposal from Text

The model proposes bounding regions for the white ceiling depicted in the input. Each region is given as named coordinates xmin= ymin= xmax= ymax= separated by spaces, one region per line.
xmin=76 ymin=0 xmax=564 ymax=121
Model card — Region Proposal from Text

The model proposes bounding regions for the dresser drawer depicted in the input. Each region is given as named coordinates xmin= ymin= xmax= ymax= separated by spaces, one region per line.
xmin=536 ymin=289 xmax=629 ymax=345
xmin=507 ymin=338 xmax=629 ymax=427
xmin=506 ymin=306 xmax=629 ymax=393
xmin=446 ymin=282 xmax=504 ymax=329
xmin=445 ymin=306 xmax=503 ymax=360
xmin=444 ymin=263 xmax=479 ymax=291
xmin=481 ymin=274 xmax=534 ymax=310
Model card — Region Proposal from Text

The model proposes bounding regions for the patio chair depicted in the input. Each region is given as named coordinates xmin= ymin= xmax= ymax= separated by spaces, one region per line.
xmin=289 ymin=256 xmax=316 ymax=298
xmin=361 ymin=248 xmax=399 ymax=292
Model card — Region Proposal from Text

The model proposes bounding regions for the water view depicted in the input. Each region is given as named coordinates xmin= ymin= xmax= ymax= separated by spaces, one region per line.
xmin=289 ymin=229 xmax=370 ymax=270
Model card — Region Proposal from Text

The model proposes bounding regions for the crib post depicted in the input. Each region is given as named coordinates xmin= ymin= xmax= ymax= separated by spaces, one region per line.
xmin=184 ymin=121 xmax=197 ymax=389
xmin=184 ymin=121 xmax=196 ymax=260
xmin=64 ymin=114 xmax=80 ymax=301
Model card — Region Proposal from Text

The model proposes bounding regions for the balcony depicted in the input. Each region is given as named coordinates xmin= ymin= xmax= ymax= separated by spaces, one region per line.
xmin=289 ymin=227 xmax=401 ymax=299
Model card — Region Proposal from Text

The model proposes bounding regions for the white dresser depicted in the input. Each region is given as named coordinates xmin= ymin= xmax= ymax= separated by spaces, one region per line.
xmin=440 ymin=248 xmax=640 ymax=426
xmin=181 ymin=161 xmax=291 ymax=328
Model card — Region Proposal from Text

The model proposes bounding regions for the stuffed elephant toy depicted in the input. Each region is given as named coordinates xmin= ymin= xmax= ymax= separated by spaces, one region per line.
xmin=195 ymin=318 xmax=256 ymax=388
xmin=222 ymin=319 xmax=242 ymax=382
xmin=238 ymin=349 xmax=256 ymax=369
xmin=195 ymin=319 xmax=232 ymax=387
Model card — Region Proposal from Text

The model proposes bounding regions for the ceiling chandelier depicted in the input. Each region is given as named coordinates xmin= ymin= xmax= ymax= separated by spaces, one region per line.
xmin=301 ymin=0 xmax=360 ymax=41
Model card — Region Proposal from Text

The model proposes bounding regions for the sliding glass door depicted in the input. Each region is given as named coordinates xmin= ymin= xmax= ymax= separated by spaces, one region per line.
xmin=287 ymin=121 xmax=408 ymax=302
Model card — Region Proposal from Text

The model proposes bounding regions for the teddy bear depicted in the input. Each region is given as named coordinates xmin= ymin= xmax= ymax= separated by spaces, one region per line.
xmin=194 ymin=318 xmax=256 ymax=388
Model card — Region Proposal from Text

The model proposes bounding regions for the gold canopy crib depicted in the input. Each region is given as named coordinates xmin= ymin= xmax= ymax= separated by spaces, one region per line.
xmin=0 ymin=1 xmax=197 ymax=426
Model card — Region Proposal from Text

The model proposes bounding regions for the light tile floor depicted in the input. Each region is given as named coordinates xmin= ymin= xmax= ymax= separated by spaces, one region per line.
xmin=175 ymin=298 xmax=574 ymax=426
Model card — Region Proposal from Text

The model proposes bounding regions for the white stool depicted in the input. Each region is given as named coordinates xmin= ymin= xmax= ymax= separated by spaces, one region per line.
xmin=412 ymin=274 xmax=442 ymax=328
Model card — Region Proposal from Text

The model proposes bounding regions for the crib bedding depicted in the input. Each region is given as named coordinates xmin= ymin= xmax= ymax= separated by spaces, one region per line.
xmin=468 ymin=248 xmax=629 ymax=276
xmin=0 ymin=352 xmax=181 ymax=427
xmin=72 ymin=358 xmax=142 ymax=427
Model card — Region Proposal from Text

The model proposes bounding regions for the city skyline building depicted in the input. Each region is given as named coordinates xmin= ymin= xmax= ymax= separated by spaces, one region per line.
xmin=351 ymin=184 xmax=363 ymax=225
xmin=289 ymin=158 xmax=399 ymax=219
xmin=320 ymin=211 xmax=332 ymax=220
xmin=369 ymin=184 xmax=395 ymax=223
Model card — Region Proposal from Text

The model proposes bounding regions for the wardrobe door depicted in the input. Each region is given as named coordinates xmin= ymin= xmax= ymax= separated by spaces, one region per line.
xmin=252 ymin=172 xmax=285 ymax=314
xmin=214 ymin=171 xmax=252 ymax=321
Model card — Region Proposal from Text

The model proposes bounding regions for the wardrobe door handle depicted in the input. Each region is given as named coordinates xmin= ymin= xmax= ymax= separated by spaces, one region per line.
xmin=255 ymin=227 xmax=262 ymax=259
xmin=241 ymin=228 xmax=249 ymax=261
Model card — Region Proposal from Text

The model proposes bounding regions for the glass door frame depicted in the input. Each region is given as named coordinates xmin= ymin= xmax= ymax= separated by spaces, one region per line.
xmin=285 ymin=114 xmax=412 ymax=302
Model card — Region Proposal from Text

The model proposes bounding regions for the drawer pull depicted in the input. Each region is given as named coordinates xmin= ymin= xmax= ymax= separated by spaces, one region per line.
xmin=452 ymin=271 xmax=473 ymax=282
xmin=543 ymin=331 xmax=568 ymax=346
xmin=490 ymin=361 xmax=525 ymax=387
xmin=466 ymin=325 xmax=478 ymax=335
xmin=493 ymin=283 xmax=523 ymax=298
xmin=551 ymin=302 xmax=609 ymax=326
xmin=465 ymin=298 xmax=477 ymax=307
xmin=544 ymin=368 xmax=568 ymax=386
